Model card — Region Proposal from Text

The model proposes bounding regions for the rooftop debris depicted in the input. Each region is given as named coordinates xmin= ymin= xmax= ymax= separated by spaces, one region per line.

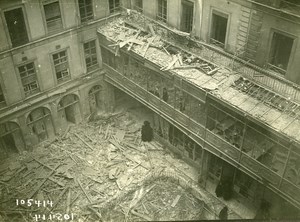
xmin=98 ymin=12 xmax=300 ymax=143
xmin=0 ymin=108 xmax=244 ymax=221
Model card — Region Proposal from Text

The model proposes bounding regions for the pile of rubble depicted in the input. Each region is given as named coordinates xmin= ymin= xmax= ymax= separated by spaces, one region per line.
xmin=0 ymin=104 xmax=243 ymax=221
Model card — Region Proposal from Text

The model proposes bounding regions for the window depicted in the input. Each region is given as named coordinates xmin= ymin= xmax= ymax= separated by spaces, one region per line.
xmin=210 ymin=12 xmax=228 ymax=48
xmin=157 ymin=0 xmax=167 ymax=23
xmin=84 ymin=40 xmax=98 ymax=72
xmin=109 ymin=0 xmax=120 ymax=13
xmin=101 ymin=46 xmax=116 ymax=68
xmin=44 ymin=1 xmax=63 ymax=32
xmin=133 ymin=0 xmax=143 ymax=12
xmin=52 ymin=50 xmax=70 ymax=83
xmin=269 ymin=32 xmax=294 ymax=74
xmin=78 ymin=0 xmax=93 ymax=22
xmin=4 ymin=8 xmax=29 ymax=47
xmin=18 ymin=62 xmax=40 ymax=96
xmin=181 ymin=0 xmax=193 ymax=33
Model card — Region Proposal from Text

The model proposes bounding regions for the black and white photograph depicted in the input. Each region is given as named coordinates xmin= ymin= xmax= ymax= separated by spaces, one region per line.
xmin=0 ymin=0 xmax=300 ymax=221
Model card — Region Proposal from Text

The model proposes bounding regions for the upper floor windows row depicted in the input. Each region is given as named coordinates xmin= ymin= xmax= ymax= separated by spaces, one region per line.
xmin=2 ymin=0 xmax=120 ymax=48
xmin=0 ymin=39 xmax=98 ymax=108
xmin=155 ymin=0 xmax=194 ymax=34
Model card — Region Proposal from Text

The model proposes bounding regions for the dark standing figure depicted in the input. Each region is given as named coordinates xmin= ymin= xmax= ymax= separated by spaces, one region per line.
xmin=219 ymin=206 xmax=228 ymax=220
xmin=215 ymin=180 xmax=223 ymax=198
xmin=162 ymin=87 xmax=169 ymax=102
xmin=141 ymin=121 xmax=154 ymax=142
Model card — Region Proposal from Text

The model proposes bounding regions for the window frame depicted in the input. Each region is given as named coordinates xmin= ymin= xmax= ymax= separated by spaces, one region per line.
xmin=83 ymin=39 xmax=99 ymax=73
xmin=78 ymin=0 xmax=94 ymax=23
xmin=42 ymin=0 xmax=63 ymax=33
xmin=133 ymin=0 xmax=143 ymax=12
xmin=209 ymin=9 xmax=229 ymax=49
xmin=3 ymin=6 xmax=30 ymax=48
xmin=267 ymin=29 xmax=296 ymax=75
xmin=51 ymin=49 xmax=71 ymax=84
xmin=17 ymin=61 xmax=40 ymax=97
xmin=109 ymin=0 xmax=120 ymax=14
xmin=181 ymin=0 xmax=194 ymax=33
xmin=157 ymin=0 xmax=168 ymax=23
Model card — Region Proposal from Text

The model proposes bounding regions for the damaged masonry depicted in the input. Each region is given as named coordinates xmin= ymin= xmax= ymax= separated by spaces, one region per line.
xmin=1 ymin=0 xmax=300 ymax=221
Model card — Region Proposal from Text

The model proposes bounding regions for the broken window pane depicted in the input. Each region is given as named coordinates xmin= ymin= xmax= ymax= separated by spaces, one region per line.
xmin=52 ymin=50 xmax=70 ymax=83
xmin=84 ymin=40 xmax=98 ymax=72
xmin=44 ymin=1 xmax=63 ymax=32
xmin=18 ymin=62 xmax=40 ymax=97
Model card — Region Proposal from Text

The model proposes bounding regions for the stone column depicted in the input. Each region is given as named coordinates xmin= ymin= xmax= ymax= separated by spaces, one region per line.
xmin=102 ymin=82 xmax=115 ymax=113
xmin=198 ymin=149 xmax=211 ymax=187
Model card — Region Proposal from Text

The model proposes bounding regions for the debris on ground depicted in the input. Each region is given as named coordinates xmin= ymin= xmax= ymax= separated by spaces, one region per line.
xmin=0 ymin=107 xmax=242 ymax=221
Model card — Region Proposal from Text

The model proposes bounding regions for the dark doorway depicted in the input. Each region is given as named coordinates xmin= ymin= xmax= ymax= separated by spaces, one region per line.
xmin=65 ymin=106 xmax=76 ymax=123
xmin=2 ymin=134 xmax=18 ymax=153
xmin=211 ymin=12 xmax=228 ymax=47
xmin=58 ymin=94 xmax=81 ymax=125
xmin=269 ymin=32 xmax=294 ymax=72
xmin=181 ymin=0 xmax=194 ymax=33
xmin=89 ymin=85 xmax=102 ymax=113
xmin=27 ymin=107 xmax=53 ymax=143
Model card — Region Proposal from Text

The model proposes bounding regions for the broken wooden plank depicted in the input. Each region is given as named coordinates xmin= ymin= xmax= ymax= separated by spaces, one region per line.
xmin=44 ymin=187 xmax=69 ymax=213
xmin=74 ymin=133 xmax=93 ymax=151
xmin=127 ymin=30 xmax=141 ymax=51
xmin=33 ymin=158 xmax=56 ymax=171
xmin=142 ymin=36 xmax=156 ymax=57
xmin=48 ymin=177 xmax=65 ymax=187
xmin=87 ymin=206 xmax=103 ymax=221
xmin=62 ymin=125 xmax=70 ymax=138
xmin=162 ymin=46 xmax=170 ymax=55
xmin=99 ymin=125 xmax=102 ymax=134
xmin=177 ymin=54 xmax=183 ymax=66
xmin=162 ymin=55 xmax=179 ymax=71
xmin=171 ymin=195 xmax=181 ymax=207
xmin=77 ymin=178 xmax=92 ymax=204
xmin=131 ymin=209 xmax=152 ymax=221
xmin=105 ymin=125 xmax=110 ymax=139
xmin=87 ymin=176 xmax=103 ymax=184
xmin=109 ymin=139 xmax=124 ymax=151
xmin=142 ymin=202 xmax=149 ymax=215
xmin=144 ymin=144 xmax=154 ymax=169
xmin=207 ymin=67 xmax=221 ymax=75
xmin=66 ymin=189 xmax=71 ymax=215
xmin=85 ymin=134 xmax=96 ymax=144
xmin=123 ymin=141 xmax=142 ymax=152
xmin=124 ymin=154 xmax=149 ymax=170
xmin=116 ymin=180 xmax=122 ymax=190
xmin=148 ymin=24 xmax=156 ymax=36
xmin=29 ymin=164 xmax=60 ymax=198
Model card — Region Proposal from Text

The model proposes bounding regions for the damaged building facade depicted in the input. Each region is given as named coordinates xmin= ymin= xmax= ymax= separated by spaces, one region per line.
xmin=1 ymin=0 xmax=300 ymax=220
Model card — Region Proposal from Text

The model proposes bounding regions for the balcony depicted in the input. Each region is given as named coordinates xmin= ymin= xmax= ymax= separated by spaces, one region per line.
xmin=98 ymin=16 xmax=300 ymax=208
